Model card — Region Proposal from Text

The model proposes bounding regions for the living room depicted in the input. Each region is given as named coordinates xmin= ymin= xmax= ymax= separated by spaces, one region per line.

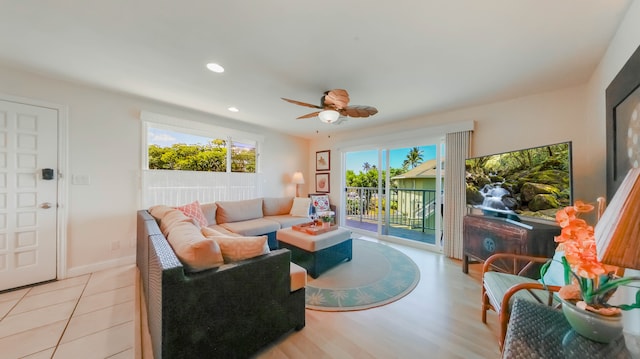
xmin=1 ymin=1 xmax=639 ymax=358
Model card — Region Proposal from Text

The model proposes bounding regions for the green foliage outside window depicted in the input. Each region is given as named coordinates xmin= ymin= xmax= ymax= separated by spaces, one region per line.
xmin=148 ymin=139 xmax=256 ymax=173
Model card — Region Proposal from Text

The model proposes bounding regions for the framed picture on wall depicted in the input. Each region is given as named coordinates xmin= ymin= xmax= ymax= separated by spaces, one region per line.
xmin=606 ymin=44 xmax=640 ymax=199
xmin=315 ymin=173 xmax=330 ymax=193
xmin=316 ymin=150 xmax=330 ymax=171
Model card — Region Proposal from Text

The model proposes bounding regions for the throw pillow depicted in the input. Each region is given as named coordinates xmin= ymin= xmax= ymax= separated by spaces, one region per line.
xmin=165 ymin=220 xmax=224 ymax=272
xmin=176 ymin=200 xmax=208 ymax=228
xmin=290 ymin=197 xmax=311 ymax=217
xmin=153 ymin=208 xmax=195 ymax=237
xmin=200 ymin=202 xmax=217 ymax=225
xmin=215 ymin=198 xmax=263 ymax=224
xmin=310 ymin=194 xmax=330 ymax=212
xmin=263 ymin=197 xmax=294 ymax=216
xmin=201 ymin=226 xmax=228 ymax=237
xmin=209 ymin=235 xmax=270 ymax=262
xmin=540 ymin=250 xmax=566 ymax=286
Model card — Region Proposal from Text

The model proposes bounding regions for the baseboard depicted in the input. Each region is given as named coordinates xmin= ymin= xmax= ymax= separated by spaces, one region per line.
xmin=65 ymin=255 xmax=136 ymax=278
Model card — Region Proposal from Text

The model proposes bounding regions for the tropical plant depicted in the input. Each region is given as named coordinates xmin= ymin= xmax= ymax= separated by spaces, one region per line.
xmin=402 ymin=147 xmax=423 ymax=170
xmin=541 ymin=200 xmax=640 ymax=316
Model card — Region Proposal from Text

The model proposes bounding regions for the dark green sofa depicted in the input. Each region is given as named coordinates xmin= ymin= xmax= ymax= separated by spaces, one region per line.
xmin=137 ymin=210 xmax=305 ymax=359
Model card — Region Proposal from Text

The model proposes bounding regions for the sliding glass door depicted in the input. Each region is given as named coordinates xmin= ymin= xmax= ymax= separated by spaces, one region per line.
xmin=344 ymin=141 xmax=444 ymax=249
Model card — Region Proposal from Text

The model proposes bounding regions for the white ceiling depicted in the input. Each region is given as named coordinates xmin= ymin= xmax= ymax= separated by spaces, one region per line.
xmin=0 ymin=1 xmax=633 ymax=139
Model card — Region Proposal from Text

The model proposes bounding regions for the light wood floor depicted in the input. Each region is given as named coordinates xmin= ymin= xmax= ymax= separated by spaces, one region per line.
xmin=139 ymin=236 xmax=502 ymax=358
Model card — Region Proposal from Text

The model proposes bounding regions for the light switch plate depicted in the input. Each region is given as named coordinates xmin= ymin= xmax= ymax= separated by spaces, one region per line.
xmin=72 ymin=174 xmax=91 ymax=185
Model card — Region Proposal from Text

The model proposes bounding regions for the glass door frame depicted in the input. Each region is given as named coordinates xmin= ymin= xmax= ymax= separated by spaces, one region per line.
xmin=340 ymin=138 xmax=444 ymax=252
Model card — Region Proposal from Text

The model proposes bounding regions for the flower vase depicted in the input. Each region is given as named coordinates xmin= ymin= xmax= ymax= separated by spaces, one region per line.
xmin=322 ymin=221 xmax=330 ymax=228
xmin=560 ymin=298 xmax=623 ymax=343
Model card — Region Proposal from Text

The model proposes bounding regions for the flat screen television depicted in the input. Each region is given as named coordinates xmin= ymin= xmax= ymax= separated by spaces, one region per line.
xmin=465 ymin=141 xmax=573 ymax=223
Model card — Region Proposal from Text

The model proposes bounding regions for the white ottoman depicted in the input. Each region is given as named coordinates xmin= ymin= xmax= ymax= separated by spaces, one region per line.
xmin=277 ymin=227 xmax=352 ymax=278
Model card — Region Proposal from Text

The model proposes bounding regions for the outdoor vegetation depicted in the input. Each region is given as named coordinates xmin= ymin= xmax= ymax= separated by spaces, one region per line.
xmin=346 ymin=147 xmax=425 ymax=216
xmin=148 ymin=139 xmax=256 ymax=173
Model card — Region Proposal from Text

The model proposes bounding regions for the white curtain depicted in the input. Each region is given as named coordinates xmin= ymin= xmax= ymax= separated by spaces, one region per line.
xmin=443 ymin=130 xmax=471 ymax=259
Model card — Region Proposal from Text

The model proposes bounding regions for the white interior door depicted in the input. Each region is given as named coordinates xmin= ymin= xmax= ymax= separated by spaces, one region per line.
xmin=0 ymin=100 xmax=58 ymax=291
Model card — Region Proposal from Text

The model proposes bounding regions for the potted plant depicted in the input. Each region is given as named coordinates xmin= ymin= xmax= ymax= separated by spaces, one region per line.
xmin=541 ymin=200 xmax=640 ymax=342
xmin=318 ymin=211 xmax=334 ymax=228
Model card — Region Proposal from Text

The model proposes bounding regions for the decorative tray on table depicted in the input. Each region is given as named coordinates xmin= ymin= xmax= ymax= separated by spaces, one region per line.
xmin=291 ymin=222 xmax=338 ymax=235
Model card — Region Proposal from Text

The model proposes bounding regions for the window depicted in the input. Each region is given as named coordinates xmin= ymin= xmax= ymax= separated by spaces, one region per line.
xmin=140 ymin=111 xmax=263 ymax=207
xmin=146 ymin=127 xmax=256 ymax=173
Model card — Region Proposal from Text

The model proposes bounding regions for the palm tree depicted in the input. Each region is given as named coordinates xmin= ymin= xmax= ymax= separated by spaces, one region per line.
xmin=403 ymin=147 xmax=424 ymax=169
xmin=362 ymin=162 xmax=372 ymax=172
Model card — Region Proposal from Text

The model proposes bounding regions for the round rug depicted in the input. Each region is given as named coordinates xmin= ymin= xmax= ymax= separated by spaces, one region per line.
xmin=305 ymin=239 xmax=420 ymax=311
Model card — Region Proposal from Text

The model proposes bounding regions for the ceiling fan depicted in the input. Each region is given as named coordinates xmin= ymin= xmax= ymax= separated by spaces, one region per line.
xmin=281 ymin=89 xmax=378 ymax=124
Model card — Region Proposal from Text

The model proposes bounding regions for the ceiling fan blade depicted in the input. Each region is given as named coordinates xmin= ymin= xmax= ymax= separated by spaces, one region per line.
xmin=341 ymin=105 xmax=378 ymax=118
xmin=281 ymin=97 xmax=322 ymax=109
xmin=297 ymin=111 xmax=321 ymax=119
xmin=323 ymin=89 xmax=350 ymax=109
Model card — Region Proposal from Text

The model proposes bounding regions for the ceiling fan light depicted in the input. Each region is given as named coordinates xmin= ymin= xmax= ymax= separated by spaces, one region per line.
xmin=318 ymin=110 xmax=340 ymax=123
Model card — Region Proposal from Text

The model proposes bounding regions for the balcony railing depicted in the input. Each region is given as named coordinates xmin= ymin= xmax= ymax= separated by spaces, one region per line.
xmin=345 ymin=186 xmax=439 ymax=233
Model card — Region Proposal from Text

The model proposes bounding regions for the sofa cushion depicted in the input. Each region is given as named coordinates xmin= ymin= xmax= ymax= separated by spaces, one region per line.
xmin=200 ymin=202 xmax=217 ymax=225
xmin=310 ymin=194 xmax=330 ymax=212
xmin=263 ymin=197 xmax=294 ymax=216
xmin=290 ymin=262 xmax=307 ymax=292
xmin=210 ymin=235 xmax=270 ymax=262
xmin=149 ymin=206 xmax=194 ymax=237
xmin=203 ymin=224 xmax=239 ymax=236
xmin=289 ymin=197 xmax=311 ymax=217
xmin=165 ymin=220 xmax=224 ymax=272
xmin=264 ymin=215 xmax=310 ymax=228
xmin=216 ymin=198 xmax=263 ymax=223
xmin=176 ymin=200 xmax=208 ymax=227
xmin=219 ymin=218 xmax=280 ymax=236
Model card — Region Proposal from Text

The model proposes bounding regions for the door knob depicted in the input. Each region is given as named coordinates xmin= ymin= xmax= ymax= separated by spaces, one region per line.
xmin=40 ymin=202 xmax=52 ymax=209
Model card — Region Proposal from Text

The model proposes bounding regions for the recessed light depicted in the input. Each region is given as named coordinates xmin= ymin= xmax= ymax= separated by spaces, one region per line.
xmin=228 ymin=107 xmax=239 ymax=112
xmin=206 ymin=63 xmax=224 ymax=73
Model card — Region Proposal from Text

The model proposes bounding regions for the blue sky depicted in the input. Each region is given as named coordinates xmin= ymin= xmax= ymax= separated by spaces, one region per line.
xmin=148 ymin=128 xmax=212 ymax=146
xmin=346 ymin=145 xmax=437 ymax=172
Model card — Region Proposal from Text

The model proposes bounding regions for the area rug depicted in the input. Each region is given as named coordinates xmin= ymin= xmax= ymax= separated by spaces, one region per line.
xmin=305 ymin=238 xmax=420 ymax=311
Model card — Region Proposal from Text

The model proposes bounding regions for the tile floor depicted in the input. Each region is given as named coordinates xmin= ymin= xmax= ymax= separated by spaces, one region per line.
xmin=0 ymin=264 xmax=136 ymax=359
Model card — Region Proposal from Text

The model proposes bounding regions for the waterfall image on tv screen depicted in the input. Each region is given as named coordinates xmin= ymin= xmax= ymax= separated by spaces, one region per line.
xmin=465 ymin=142 xmax=573 ymax=222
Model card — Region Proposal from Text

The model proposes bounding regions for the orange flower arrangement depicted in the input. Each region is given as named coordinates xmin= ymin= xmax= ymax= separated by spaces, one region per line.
xmin=547 ymin=200 xmax=640 ymax=316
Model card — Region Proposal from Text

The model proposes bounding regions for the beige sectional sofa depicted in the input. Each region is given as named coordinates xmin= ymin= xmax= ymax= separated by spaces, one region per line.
xmin=137 ymin=202 xmax=308 ymax=358
xmin=202 ymin=196 xmax=312 ymax=249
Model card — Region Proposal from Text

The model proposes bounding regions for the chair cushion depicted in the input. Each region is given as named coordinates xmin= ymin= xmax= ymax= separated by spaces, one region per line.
xmin=484 ymin=272 xmax=560 ymax=312
xmin=540 ymin=250 xmax=566 ymax=286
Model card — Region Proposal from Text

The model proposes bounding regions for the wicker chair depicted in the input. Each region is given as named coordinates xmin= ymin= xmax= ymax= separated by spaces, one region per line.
xmin=481 ymin=253 xmax=562 ymax=347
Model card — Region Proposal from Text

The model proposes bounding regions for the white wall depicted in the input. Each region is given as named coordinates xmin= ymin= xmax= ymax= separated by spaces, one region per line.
xmin=310 ymin=85 xmax=589 ymax=205
xmin=309 ymin=0 xmax=640 ymax=336
xmin=585 ymin=0 xmax=640 ymax=337
xmin=0 ymin=65 xmax=308 ymax=276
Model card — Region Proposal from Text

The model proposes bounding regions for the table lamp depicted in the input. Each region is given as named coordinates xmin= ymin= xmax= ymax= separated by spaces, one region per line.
xmin=595 ymin=167 xmax=640 ymax=269
xmin=292 ymin=171 xmax=304 ymax=197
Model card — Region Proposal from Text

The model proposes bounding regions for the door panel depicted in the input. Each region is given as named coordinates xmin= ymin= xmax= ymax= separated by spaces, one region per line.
xmin=0 ymin=100 xmax=58 ymax=291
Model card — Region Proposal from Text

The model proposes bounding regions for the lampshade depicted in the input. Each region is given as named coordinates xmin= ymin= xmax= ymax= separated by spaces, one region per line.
xmin=292 ymin=171 xmax=304 ymax=184
xmin=595 ymin=167 xmax=640 ymax=269
xmin=318 ymin=110 xmax=340 ymax=124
